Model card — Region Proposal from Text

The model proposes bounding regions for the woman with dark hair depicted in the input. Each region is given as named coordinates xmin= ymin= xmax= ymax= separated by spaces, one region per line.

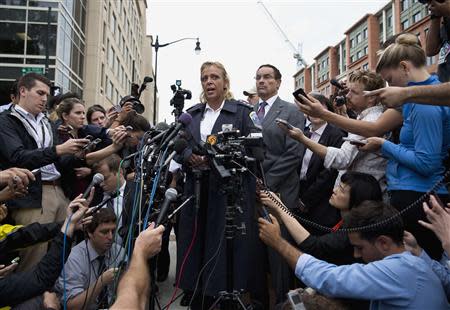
xmin=261 ymin=171 xmax=382 ymax=265
xmin=86 ymin=104 xmax=107 ymax=127
xmin=362 ymin=33 xmax=450 ymax=260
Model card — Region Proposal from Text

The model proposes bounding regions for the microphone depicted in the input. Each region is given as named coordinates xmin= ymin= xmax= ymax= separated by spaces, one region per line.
xmin=82 ymin=173 xmax=104 ymax=199
xmin=158 ymin=113 xmax=192 ymax=151
xmin=249 ymin=111 xmax=262 ymax=130
xmin=162 ymin=138 xmax=188 ymax=167
xmin=90 ymin=190 xmax=120 ymax=214
xmin=330 ymin=79 xmax=344 ymax=90
xmin=155 ymin=188 xmax=178 ymax=226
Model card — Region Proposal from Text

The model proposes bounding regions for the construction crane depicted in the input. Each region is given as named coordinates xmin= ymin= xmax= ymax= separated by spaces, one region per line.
xmin=257 ymin=1 xmax=307 ymax=68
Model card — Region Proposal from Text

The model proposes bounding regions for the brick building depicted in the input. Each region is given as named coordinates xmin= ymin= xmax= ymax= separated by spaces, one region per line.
xmin=294 ymin=0 xmax=438 ymax=95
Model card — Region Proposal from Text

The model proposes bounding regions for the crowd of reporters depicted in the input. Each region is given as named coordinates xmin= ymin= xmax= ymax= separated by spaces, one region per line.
xmin=0 ymin=5 xmax=450 ymax=309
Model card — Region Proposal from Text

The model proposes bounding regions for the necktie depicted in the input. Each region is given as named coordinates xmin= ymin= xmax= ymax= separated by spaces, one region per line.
xmin=97 ymin=255 xmax=109 ymax=308
xmin=257 ymin=102 xmax=267 ymax=121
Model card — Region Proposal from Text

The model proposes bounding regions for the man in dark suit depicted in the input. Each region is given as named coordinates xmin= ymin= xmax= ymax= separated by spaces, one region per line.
xmin=254 ymin=64 xmax=305 ymax=303
xmin=297 ymin=93 xmax=345 ymax=235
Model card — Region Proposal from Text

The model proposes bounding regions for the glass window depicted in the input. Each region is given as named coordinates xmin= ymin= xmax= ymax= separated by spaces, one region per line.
xmin=110 ymin=13 xmax=116 ymax=35
xmin=363 ymin=28 xmax=368 ymax=39
xmin=357 ymin=50 xmax=362 ymax=59
xmin=26 ymin=24 xmax=57 ymax=56
xmin=0 ymin=0 xmax=26 ymax=5
xmin=362 ymin=63 xmax=369 ymax=70
xmin=28 ymin=0 xmax=58 ymax=8
xmin=356 ymin=33 xmax=362 ymax=44
xmin=387 ymin=15 xmax=392 ymax=27
xmin=402 ymin=19 xmax=410 ymax=30
xmin=350 ymin=38 xmax=355 ymax=48
xmin=364 ymin=46 xmax=368 ymax=55
xmin=0 ymin=22 xmax=25 ymax=54
xmin=0 ymin=8 xmax=26 ymax=21
xmin=413 ymin=12 xmax=422 ymax=23
xmin=402 ymin=0 xmax=409 ymax=11
xmin=28 ymin=10 xmax=58 ymax=23
xmin=103 ymin=22 xmax=107 ymax=46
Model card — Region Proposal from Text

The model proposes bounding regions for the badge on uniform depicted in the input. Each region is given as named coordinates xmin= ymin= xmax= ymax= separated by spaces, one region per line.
xmin=438 ymin=42 xmax=450 ymax=65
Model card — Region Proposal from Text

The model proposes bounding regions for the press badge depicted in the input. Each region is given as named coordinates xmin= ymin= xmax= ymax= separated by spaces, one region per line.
xmin=438 ymin=42 xmax=450 ymax=65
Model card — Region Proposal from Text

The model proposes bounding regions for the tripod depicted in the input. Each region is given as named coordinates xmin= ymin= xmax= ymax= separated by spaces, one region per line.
xmin=208 ymin=167 xmax=248 ymax=310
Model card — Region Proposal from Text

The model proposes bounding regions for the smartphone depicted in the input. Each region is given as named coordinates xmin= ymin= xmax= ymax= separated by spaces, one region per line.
xmin=275 ymin=118 xmax=294 ymax=130
xmin=293 ymin=88 xmax=308 ymax=102
xmin=342 ymin=137 xmax=367 ymax=146
xmin=11 ymin=257 xmax=20 ymax=264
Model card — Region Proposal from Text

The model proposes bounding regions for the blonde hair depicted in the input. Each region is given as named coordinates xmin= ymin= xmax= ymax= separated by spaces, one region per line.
xmin=376 ymin=33 xmax=426 ymax=72
xmin=348 ymin=70 xmax=385 ymax=91
xmin=199 ymin=61 xmax=234 ymax=103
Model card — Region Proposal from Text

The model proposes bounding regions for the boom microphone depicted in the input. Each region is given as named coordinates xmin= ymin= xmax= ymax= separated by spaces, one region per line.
xmin=82 ymin=173 xmax=104 ymax=199
xmin=158 ymin=113 xmax=192 ymax=151
xmin=155 ymin=188 xmax=178 ymax=226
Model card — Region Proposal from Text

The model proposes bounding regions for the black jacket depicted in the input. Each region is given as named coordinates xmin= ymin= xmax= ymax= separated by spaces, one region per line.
xmin=298 ymin=124 xmax=345 ymax=230
xmin=0 ymin=108 xmax=64 ymax=209
xmin=0 ymin=231 xmax=72 ymax=307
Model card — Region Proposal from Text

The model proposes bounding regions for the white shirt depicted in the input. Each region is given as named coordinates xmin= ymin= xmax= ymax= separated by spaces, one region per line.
xmin=200 ymin=100 xmax=225 ymax=142
xmin=258 ymin=94 xmax=278 ymax=117
xmin=324 ymin=105 xmax=387 ymax=193
xmin=0 ymin=103 xmax=12 ymax=113
xmin=15 ymin=105 xmax=61 ymax=181
xmin=300 ymin=123 xmax=327 ymax=180
xmin=103 ymin=181 xmax=126 ymax=245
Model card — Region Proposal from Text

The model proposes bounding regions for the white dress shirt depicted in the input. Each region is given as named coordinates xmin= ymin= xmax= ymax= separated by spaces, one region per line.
xmin=200 ymin=100 xmax=225 ymax=142
xmin=300 ymin=123 xmax=327 ymax=180
xmin=257 ymin=94 xmax=278 ymax=117
xmin=15 ymin=105 xmax=61 ymax=181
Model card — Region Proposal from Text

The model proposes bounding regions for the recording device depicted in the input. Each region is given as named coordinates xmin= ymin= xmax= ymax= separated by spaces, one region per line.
xmin=155 ymin=188 xmax=178 ymax=226
xmin=330 ymin=79 xmax=347 ymax=107
xmin=275 ymin=118 xmax=294 ymax=130
xmin=31 ymin=169 xmax=41 ymax=177
xmin=90 ymin=190 xmax=120 ymax=214
xmin=117 ymin=95 xmax=145 ymax=114
xmin=287 ymin=290 xmax=306 ymax=310
xmin=249 ymin=111 xmax=262 ymax=130
xmin=83 ymin=137 xmax=102 ymax=152
xmin=342 ymin=137 xmax=367 ymax=146
xmin=157 ymin=113 xmax=192 ymax=152
xmin=162 ymin=138 xmax=188 ymax=167
xmin=11 ymin=256 xmax=20 ymax=264
xmin=82 ymin=173 xmax=104 ymax=199
xmin=293 ymin=88 xmax=308 ymax=102
xmin=50 ymin=86 xmax=62 ymax=97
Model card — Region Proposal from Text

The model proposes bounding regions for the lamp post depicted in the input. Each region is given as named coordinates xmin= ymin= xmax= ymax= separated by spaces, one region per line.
xmin=151 ymin=36 xmax=201 ymax=125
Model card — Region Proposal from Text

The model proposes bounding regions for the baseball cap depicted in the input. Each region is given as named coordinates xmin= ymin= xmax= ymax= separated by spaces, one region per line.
xmin=243 ymin=86 xmax=257 ymax=96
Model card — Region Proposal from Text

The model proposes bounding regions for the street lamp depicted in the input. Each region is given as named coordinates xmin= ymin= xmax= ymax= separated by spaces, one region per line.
xmin=151 ymin=36 xmax=201 ymax=124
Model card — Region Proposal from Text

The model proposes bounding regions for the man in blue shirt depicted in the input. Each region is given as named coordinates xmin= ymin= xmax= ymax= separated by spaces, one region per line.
xmin=258 ymin=200 xmax=449 ymax=309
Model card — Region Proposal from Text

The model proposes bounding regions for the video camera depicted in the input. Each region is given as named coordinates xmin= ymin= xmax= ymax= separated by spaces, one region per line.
xmin=330 ymin=78 xmax=348 ymax=107
xmin=170 ymin=81 xmax=192 ymax=116
xmin=204 ymin=126 xmax=264 ymax=180
xmin=114 ymin=76 xmax=153 ymax=114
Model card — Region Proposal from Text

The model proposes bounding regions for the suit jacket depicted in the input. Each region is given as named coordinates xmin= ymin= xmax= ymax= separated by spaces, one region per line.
xmin=257 ymin=96 xmax=305 ymax=209
xmin=298 ymin=123 xmax=345 ymax=230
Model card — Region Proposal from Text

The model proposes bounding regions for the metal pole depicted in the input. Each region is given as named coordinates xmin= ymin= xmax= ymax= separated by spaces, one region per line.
xmin=45 ymin=7 xmax=51 ymax=77
xmin=152 ymin=36 xmax=159 ymax=125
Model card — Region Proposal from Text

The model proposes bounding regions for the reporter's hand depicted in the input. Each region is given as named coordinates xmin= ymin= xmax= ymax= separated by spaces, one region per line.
xmin=0 ymin=263 xmax=18 ymax=278
xmin=188 ymin=154 xmax=208 ymax=168
xmin=116 ymin=102 xmax=134 ymax=123
xmin=112 ymin=129 xmax=128 ymax=148
xmin=0 ymin=204 xmax=7 ymax=222
xmin=403 ymin=231 xmax=422 ymax=256
xmin=258 ymin=214 xmax=282 ymax=249
xmin=61 ymin=189 xmax=94 ymax=237
xmin=56 ymin=138 xmax=90 ymax=156
xmin=419 ymin=195 xmax=450 ymax=251
xmin=363 ymin=87 xmax=407 ymax=108
xmin=0 ymin=184 xmax=28 ymax=201
xmin=277 ymin=124 xmax=305 ymax=142
xmin=43 ymin=291 xmax=61 ymax=310
xmin=0 ymin=167 xmax=34 ymax=188
xmin=101 ymin=268 xmax=118 ymax=285
xmin=134 ymin=223 xmax=165 ymax=260
xmin=74 ymin=167 xmax=92 ymax=179
xmin=358 ymin=137 xmax=385 ymax=152
xmin=294 ymin=94 xmax=326 ymax=118
xmin=333 ymin=102 xmax=348 ymax=117
xmin=259 ymin=191 xmax=283 ymax=215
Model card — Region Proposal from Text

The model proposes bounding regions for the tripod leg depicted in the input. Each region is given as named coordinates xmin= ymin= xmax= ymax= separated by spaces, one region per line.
xmin=207 ymin=295 xmax=223 ymax=310
xmin=235 ymin=295 xmax=248 ymax=310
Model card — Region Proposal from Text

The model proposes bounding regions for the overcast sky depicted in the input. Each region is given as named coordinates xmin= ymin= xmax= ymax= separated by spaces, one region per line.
xmin=146 ymin=0 xmax=386 ymax=123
